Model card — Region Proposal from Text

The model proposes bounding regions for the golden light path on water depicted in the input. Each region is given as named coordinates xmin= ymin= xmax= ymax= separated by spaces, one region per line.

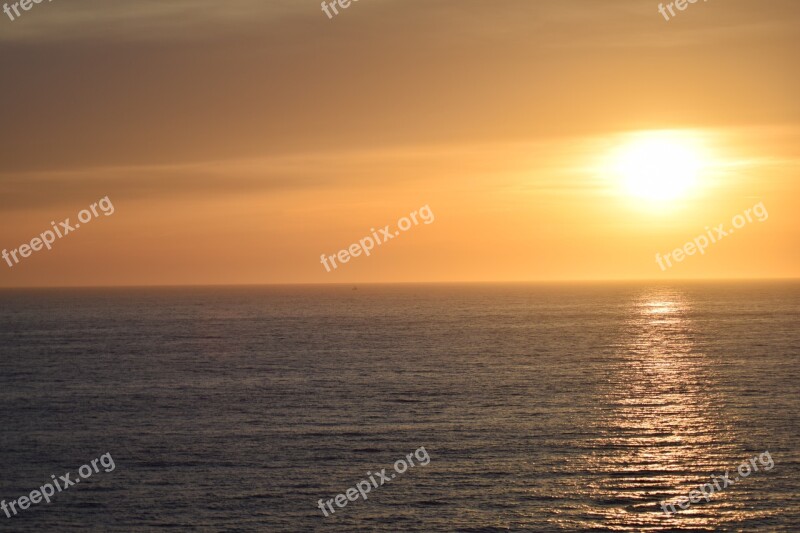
xmin=567 ymin=288 xmax=754 ymax=530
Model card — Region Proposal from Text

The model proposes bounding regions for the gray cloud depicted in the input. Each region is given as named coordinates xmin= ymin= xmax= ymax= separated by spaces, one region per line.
xmin=0 ymin=0 xmax=303 ymax=43
xmin=1 ymin=0 xmax=798 ymax=176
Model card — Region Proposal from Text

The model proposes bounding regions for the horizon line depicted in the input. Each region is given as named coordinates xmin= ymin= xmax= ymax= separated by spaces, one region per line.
xmin=1 ymin=277 xmax=799 ymax=291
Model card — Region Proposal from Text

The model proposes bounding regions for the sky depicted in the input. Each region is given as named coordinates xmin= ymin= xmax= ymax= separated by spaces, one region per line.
xmin=1 ymin=0 xmax=798 ymax=287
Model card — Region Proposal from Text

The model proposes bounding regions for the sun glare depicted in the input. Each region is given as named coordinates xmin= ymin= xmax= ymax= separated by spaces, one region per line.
xmin=612 ymin=131 xmax=706 ymax=201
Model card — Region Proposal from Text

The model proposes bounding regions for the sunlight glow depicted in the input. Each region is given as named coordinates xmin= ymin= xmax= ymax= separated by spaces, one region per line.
xmin=613 ymin=131 xmax=707 ymax=201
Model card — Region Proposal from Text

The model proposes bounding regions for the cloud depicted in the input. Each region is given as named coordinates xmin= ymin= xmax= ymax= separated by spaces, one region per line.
xmin=0 ymin=0 xmax=304 ymax=43
xmin=2 ymin=0 xmax=799 ymax=176
xmin=0 ymin=157 xmax=319 ymax=212
xmin=0 ymin=144 xmax=483 ymax=211
xmin=0 ymin=138 xmax=583 ymax=211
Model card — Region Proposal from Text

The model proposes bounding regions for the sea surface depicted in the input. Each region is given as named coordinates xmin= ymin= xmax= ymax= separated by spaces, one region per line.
xmin=0 ymin=282 xmax=798 ymax=532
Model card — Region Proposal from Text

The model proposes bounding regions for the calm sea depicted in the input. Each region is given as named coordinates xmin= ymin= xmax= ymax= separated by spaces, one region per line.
xmin=0 ymin=282 xmax=798 ymax=531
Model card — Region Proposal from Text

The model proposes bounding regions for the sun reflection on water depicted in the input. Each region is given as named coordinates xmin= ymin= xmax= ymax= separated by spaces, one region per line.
xmin=575 ymin=288 xmax=736 ymax=530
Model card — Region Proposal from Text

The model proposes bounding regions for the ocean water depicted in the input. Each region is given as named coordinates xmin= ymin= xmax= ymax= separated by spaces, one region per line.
xmin=0 ymin=282 xmax=798 ymax=532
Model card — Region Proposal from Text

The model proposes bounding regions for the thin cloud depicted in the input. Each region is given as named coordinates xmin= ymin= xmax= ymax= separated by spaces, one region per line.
xmin=0 ymin=0 xmax=301 ymax=43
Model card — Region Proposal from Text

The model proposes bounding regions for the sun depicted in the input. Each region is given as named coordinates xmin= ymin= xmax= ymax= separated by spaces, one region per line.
xmin=612 ymin=131 xmax=706 ymax=201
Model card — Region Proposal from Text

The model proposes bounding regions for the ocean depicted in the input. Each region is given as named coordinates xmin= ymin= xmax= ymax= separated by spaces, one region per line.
xmin=0 ymin=282 xmax=798 ymax=531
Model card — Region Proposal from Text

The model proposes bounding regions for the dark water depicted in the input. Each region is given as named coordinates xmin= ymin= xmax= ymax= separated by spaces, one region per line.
xmin=0 ymin=282 xmax=798 ymax=531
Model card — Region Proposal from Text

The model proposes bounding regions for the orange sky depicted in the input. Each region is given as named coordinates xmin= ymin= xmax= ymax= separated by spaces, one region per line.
xmin=1 ymin=0 xmax=798 ymax=287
